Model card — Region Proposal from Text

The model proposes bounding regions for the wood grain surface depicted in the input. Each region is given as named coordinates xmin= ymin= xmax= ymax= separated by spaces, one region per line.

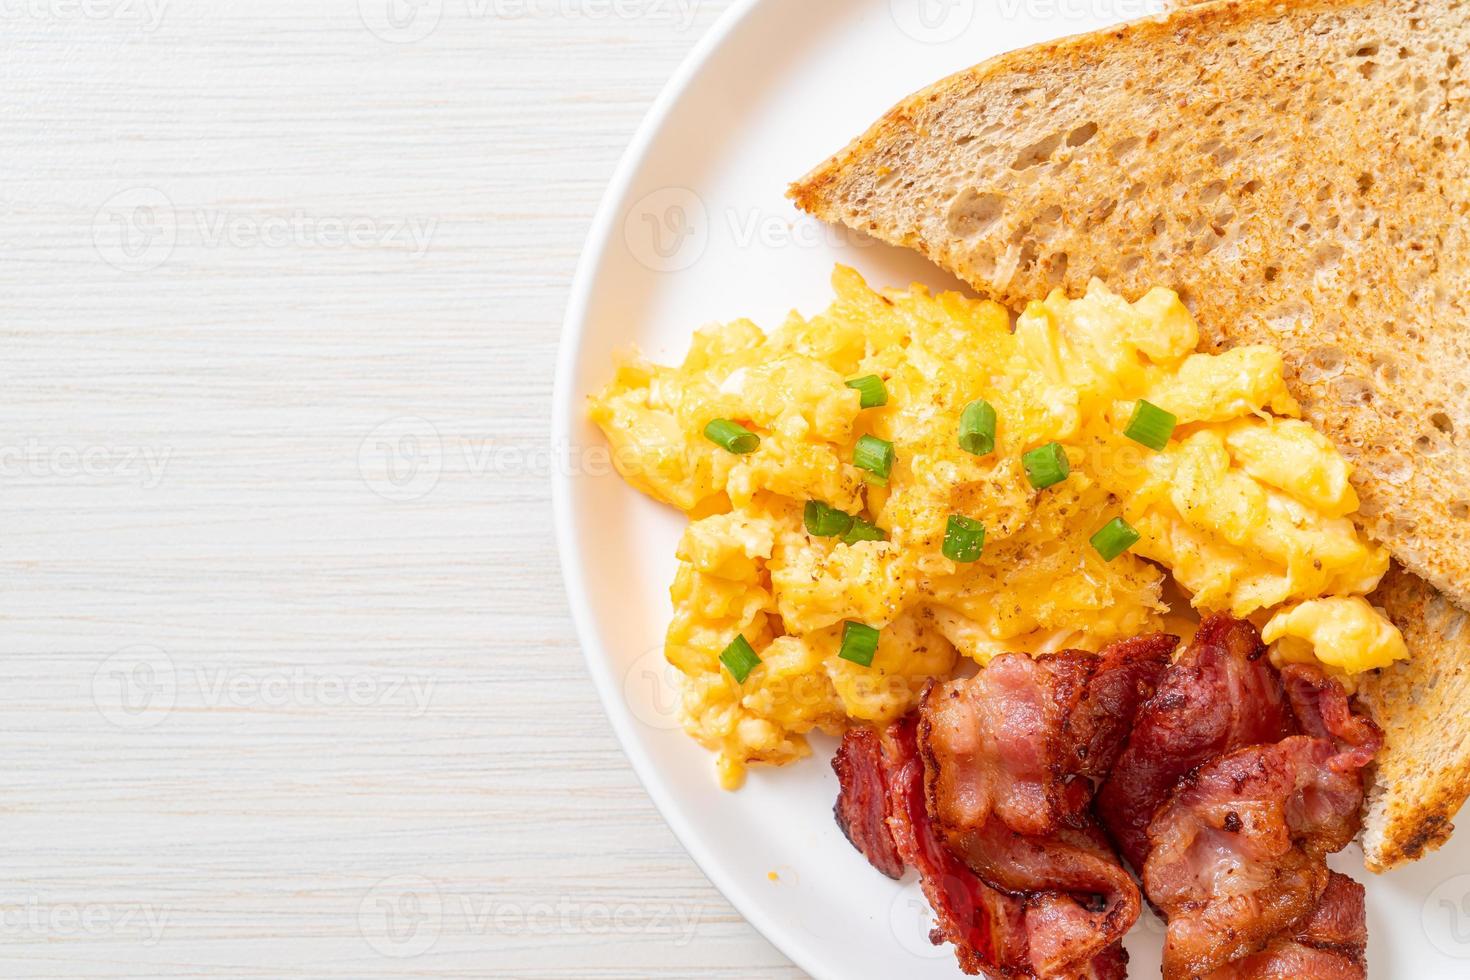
xmin=0 ymin=0 xmax=802 ymax=975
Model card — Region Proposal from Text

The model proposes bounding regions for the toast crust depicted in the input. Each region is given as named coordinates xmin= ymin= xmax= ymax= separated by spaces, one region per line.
xmin=1360 ymin=566 xmax=1470 ymax=870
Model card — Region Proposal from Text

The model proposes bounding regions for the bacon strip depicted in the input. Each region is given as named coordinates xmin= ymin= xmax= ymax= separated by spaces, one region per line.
xmin=1097 ymin=615 xmax=1296 ymax=872
xmin=831 ymin=726 xmax=904 ymax=879
xmin=1142 ymin=734 xmax=1366 ymax=976
xmin=922 ymin=638 xmax=1176 ymax=840
xmin=1201 ymin=873 xmax=1367 ymax=979
xmin=913 ymin=635 xmax=1174 ymax=976
xmin=883 ymin=715 xmax=1036 ymax=976
xmin=1135 ymin=649 xmax=1380 ymax=980
xmin=833 ymin=709 xmax=1141 ymax=977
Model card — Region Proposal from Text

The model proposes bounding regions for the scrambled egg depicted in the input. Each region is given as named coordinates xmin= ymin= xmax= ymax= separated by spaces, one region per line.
xmin=590 ymin=267 xmax=1406 ymax=788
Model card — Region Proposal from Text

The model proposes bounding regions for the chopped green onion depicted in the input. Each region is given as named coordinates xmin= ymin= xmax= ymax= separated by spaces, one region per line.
xmin=943 ymin=515 xmax=987 ymax=563
xmin=846 ymin=375 xmax=888 ymax=409
xmin=839 ymin=621 xmax=881 ymax=667
xmin=843 ymin=516 xmax=887 ymax=545
xmin=1022 ymin=442 xmax=1070 ymax=489
xmin=1091 ymin=517 xmax=1142 ymax=562
xmin=854 ymin=435 xmax=896 ymax=484
xmin=719 ymin=634 xmax=761 ymax=683
xmin=704 ymin=419 xmax=760 ymax=454
xmin=959 ymin=399 xmax=998 ymax=456
xmin=1124 ymin=400 xmax=1177 ymax=451
xmin=805 ymin=500 xmax=855 ymax=538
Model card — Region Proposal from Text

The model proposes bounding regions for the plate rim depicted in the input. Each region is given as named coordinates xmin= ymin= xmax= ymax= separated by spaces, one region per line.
xmin=548 ymin=1 xmax=833 ymax=976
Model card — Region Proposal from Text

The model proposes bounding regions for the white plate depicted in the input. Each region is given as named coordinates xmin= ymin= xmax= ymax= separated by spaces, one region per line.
xmin=551 ymin=1 xmax=1470 ymax=975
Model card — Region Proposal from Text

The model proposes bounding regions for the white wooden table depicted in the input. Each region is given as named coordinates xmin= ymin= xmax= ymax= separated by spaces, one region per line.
xmin=0 ymin=0 xmax=802 ymax=975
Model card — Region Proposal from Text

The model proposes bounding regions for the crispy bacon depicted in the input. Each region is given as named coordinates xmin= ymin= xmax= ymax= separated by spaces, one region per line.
xmin=883 ymin=715 xmax=1036 ymax=976
xmin=909 ymin=635 xmax=1174 ymax=976
xmin=1141 ymin=697 xmax=1378 ymax=978
xmin=942 ymin=815 xmax=1140 ymax=977
xmin=1280 ymin=664 xmax=1382 ymax=769
xmin=922 ymin=637 xmax=1176 ymax=839
xmin=1201 ymin=873 xmax=1367 ymax=979
xmin=831 ymin=617 xmax=1377 ymax=979
xmin=1097 ymin=615 xmax=1296 ymax=872
xmin=831 ymin=726 xmax=905 ymax=879
xmin=830 ymin=636 xmax=1174 ymax=976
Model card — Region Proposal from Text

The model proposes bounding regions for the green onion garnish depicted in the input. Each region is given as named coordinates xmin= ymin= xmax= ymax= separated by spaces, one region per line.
xmin=805 ymin=500 xmax=855 ymax=538
xmin=1022 ymin=442 xmax=1070 ymax=489
xmin=1124 ymin=400 xmax=1177 ymax=451
xmin=704 ymin=419 xmax=760 ymax=454
xmin=1091 ymin=517 xmax=1142 ymax=562
xmin=854 ymin=435 xmax=896 ymax=484
xmin=943 ymin=515 xmax=986 ymax=563
xmin=719 ymin=634 xmax=761 ymax=683
xmin=843 ymin=517 xmax=887 ymax=545
xmin=846 ymin=375 xmax=888 ymax=409
xmin=959 ymin=399 xmax=998 ymax=456
xmin=838 ymin=621 xmax=881 ymax=667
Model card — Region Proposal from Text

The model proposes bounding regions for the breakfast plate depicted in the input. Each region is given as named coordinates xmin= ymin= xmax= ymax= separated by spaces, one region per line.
xmin=551 ymin=0 xmax=1470 ymax=975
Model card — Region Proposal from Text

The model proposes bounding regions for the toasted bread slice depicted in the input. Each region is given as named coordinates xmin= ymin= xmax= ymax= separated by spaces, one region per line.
xmin=1357 ymin=563 xmax=1470 ymax=871
xmin=789 ymin=0 xmax=1470 ymax=870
